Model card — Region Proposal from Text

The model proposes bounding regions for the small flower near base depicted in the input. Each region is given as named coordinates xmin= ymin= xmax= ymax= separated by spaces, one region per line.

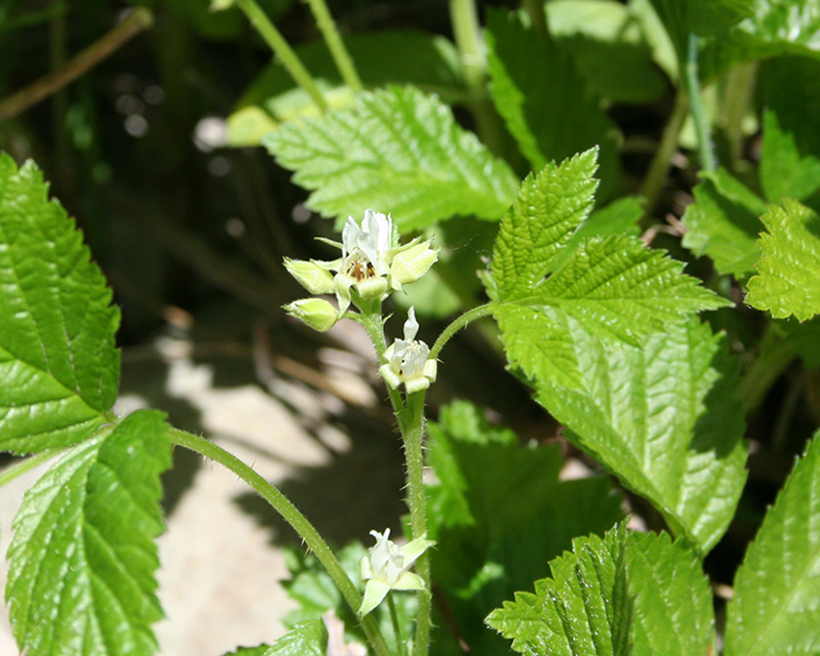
xmin=359 ymin=529 xmax=435 ymax=617
xmin=380 ymin=307 xmax=438 ymax=393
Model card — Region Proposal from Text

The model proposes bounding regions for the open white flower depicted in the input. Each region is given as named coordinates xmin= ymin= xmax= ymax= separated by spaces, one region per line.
xmin=283 ymin=210 xmax=438 ymax=321
xmin=359 ymin=529 xmax=434 ymax=617
xmin=380 ymin=307 xmax=438 ymax=393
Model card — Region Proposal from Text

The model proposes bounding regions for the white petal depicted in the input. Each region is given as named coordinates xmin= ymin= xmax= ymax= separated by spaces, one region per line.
xmin=403 ymin=306 xmax=419 ymax=342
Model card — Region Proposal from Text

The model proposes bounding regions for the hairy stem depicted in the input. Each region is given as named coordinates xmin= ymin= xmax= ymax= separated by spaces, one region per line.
xmin=0 ymin=7 xmax=153 ymax=121
xmin=430 ymin=302 xmax=496 ymax=360
xmin=167 ymin=428 xmax=392 ymax=656
xmin=304 ymin=0 xmax=362 ymax=92
xmin=234 ymin=0 xmax=328 ymax=112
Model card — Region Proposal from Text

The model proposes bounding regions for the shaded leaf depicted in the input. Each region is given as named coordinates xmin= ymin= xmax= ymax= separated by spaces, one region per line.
xmin=221 ymin=620 xmax=327 ymax=656
xmin=681 ymin=167 xmax=766 ymax=280
xmin=485 ymin=9 xmax=620 ymax=200
xmin=724 ymin=432 xmax=820 ymax=656
xmin=6 ymin=410 xmax=172 ymax=656
xmin=0 ymin=153 xmax=119 ymax=454
xmin=263 ymin=86 xmax=518 ymax=232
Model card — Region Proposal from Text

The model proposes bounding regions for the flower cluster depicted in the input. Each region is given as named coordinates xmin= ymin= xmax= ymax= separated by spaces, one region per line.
xmin=283 ymin=209 xmax=438 ymax=330
xmin=359 ymin=528 xmax=434 ymax=616
xmin=380 ymin=307 xmax=437 ymax=393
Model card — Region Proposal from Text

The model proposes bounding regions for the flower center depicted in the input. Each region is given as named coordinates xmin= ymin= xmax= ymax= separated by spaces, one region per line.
xmin=345 ymin=250 xmax=378 ymax=282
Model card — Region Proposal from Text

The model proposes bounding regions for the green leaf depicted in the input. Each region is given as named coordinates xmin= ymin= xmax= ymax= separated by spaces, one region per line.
xmin=488 ymin=148 xmax=600 ymax=303
xmin=486 ymin=522 xmax=633 ymax=656
xmin=487 ymin=525 xmax=715 ymax=656
xmin=535 ymin=318 xmax=748 ymax=554
xmin=546 ymin=0 xmax=669 ymax=103
xmin=485 ymin=9 xmax=621 ymax=200
xmin=761 ymin=109 xmax=820 ymax=206
xmin=263 ymin=86 xmax=518 ymax=232
xmin=426 ymin=400 xmax=624 ymax=655
xmin=681 ymin=167 xmax=766 ymax=279
xmin=0 ymin=153 xmax=120 ymax=454
xmin=724 ymin=432 xmax=820 ymax=656
xmin=6 ymin=409 xmax=172 ymax=656
xmin=626 ymin=532 xmax=714 ymax=656
xmin=221 ymin=620 xmax=328 ymax=656
xmin=745 ymin=199 xmax=820 ymax=321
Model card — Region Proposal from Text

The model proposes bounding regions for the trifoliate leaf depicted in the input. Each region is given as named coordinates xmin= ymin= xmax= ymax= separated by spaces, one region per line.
xmin=535 ymin=317 xmax=748 ymax=554
xmin=263 ymin=86 xmax=518 ymax=232
xmin=0 ymin=153 xmax=120 ymax=454
xmin=6 ymin=410 xmax=172 ymax=656
xmin=745 ymin=199 xmax=820 ymax=321
xmin=427 ymin=400 xmax=623 ymax=655
xmin=221 ymin=620 xmax=328 ymax=656
xmin=487 ymin=525 xmax=715 ymax=656
xmin=488 ymin=149 xmax=600 ymax=303
xmin=485 ymin=9 xmax=621 ymax=200
xmin=486 ymin=522 xmax=632 ymax=656
xmin=724 ymin=432 xmax=820 ymax=656
xmin=682 ymin=167 xmax=766 ymax=280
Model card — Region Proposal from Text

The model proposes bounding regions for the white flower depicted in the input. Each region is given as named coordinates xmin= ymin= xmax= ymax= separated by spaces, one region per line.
xmin=283 ymin=210 xmax=438 ymax=319
xmin=359 ymin=529 xmax=434 ymax=617
xmin=379 ymin=307 xmax=438 ymax=393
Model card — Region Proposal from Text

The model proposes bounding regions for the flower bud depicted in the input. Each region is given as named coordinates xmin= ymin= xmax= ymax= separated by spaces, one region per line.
xmin=355 ymin=275 xmax=390 ymax=301
xmin=284 ymin=298 xmax=339 ymax=332
xmin=390 ymin=241 xmax=438 ymax=288
xmin=284 ymin=258 xmax=336 ymax=295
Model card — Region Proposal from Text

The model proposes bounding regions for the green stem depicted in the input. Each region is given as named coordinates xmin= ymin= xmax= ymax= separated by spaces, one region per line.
xmin=686 ymin=32 xmax=716 ymax=172
xmin=639 ymin=86 xmax=688 ymax=220
xmin=402 ymin=391 xmax=432 ymax=656
xmin=430 ymin=302 xmax=495 ymax=360
xmin=167 ymin=428 xmax=392 ymax=656
xmin=358 ymin=307 xmax=406 ymax=414
xmin=0 ymin=449 xmax=63 ymax=488
xmin=303 ymin=0 xmax=362 ymax=93
xmin=234 ymin=0 xmax=328 ymax=112
xmin=387 ymin=592 xmax=407 ymax=656
xmin=448 ymin=0 xmax=505 ymax=156
xmin=739 ymin=325 xmax=798 ymax=414
xmin=522 ymin=0 xmax=549 ymax=35
xmin=718 ymin=61 xmax=758 ymax=166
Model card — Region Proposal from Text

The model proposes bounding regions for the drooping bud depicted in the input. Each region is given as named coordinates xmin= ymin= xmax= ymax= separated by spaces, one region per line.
xmin=284 ymin=298 xmax=339 ymax=332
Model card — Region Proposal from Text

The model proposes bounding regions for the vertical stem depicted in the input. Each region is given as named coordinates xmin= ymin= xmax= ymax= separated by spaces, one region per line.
xmin=448 ymin=0 xmax=505 ymax=155
xmin=522 ymin=0 xmax=549 ymax=35
xmin=167 ymin=429 xmax=392 ymax=656
xmin=718 ymin=61 xmax=758 ymax=165
xmin=234 ymin=0 xmax=328 ymax=112
xmin=639 ymin=87 xmax=688 ymax=220
xmin=303 ymin=0 xmax=362 ymax=93
xmin=387 ymin=592 xmax=407 ymax=656
xmin=403 ymin=391 xmax=432 ymax=656
xmin=686 ymin=32 xmax=716 ymax=172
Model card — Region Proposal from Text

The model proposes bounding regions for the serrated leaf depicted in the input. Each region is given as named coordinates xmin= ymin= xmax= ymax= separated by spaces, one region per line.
xmin=724 ymin=432 xmax=820 ymax=656
xmin=746 ymin=199 xmax=820 ymax=321
xmin=626 ymin=532 xmax=714 ymax=656
xmin=0 ymin=153 xmax=120 ymax=454
xmin=427 ymin=400 xmax=623 ymax=655
xmin=486 ymin=522 xmax=632 ymax=656
xmin=488 ymin=148 xmax=600 ymax=303
xmin=682 ymin=167 xmax=766 ymax=279
xmin=761 ymin=109 xmax=820 ymax=206
xmin=221 ymin=620 xmax=327 ymax=656
xmin=485 ymin=9 xmax=620 ymax=200
xmin=263 ymin=86 xmax=518 ymax=232
xmin=535 ymin=318 xmax=748 ymax=553
xmin=6 ymin=410 xmax=172 ymax=656
xmin=487 ymin=525 xmax=715 ymax=656
xmin=530 ymin=234 xmax=730 ymax=344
